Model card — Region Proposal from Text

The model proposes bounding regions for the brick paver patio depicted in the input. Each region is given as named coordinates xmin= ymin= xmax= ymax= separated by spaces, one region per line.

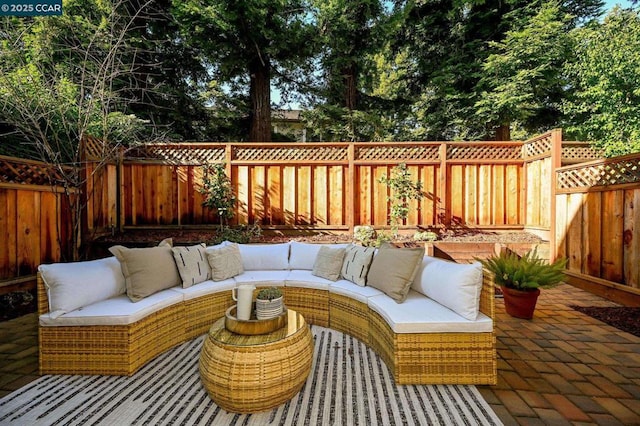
xmin=1 ymin=284 xmax=639 ymax=425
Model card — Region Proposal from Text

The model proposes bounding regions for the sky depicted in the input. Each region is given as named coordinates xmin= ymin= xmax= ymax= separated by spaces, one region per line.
xmin=604 ymin=0 xmax=635 ymax=9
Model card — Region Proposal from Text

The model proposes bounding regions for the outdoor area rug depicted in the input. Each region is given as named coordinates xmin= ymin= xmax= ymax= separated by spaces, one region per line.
xmin=0 ymin=326 xmax=502 ymax=426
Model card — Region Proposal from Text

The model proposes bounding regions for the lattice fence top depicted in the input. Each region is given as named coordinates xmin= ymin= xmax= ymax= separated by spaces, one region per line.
xmin=0 ymin=156 xmax=66 ymax=186
xmin=125 ymin=144 xmax=226 ymax=164
xmin=232 ymin=145 xmax=348 ymax=162
xmin=557 ymin=155 xmax=640 ymax=190
xmin=522 ymin=135 xmax=552 ymax=158
xmin=355 ymin=144 xmax=440 ymax=162
xmin=447 ymin=143 xmax=522 ymax=161
xmin=561 ymin=143 xmax=601 ymax=162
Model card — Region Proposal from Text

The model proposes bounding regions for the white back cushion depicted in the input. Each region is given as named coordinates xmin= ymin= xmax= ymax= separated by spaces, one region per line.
xmin=411 ymin=256 xmax=483 ymax=321
xmin=39 ymin=257 xmax=126 ymax=318
xmin=289 ymin=242 xmax=322 ymax=270
xmin=237 ymin=243 xmax=290 ymax=270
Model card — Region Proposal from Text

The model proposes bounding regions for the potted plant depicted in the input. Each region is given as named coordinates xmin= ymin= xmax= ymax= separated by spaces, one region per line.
xmin=479 ymin=248 xmax=566 ymax=319
xmin=255 ymin=287 xmax=284 ymax=320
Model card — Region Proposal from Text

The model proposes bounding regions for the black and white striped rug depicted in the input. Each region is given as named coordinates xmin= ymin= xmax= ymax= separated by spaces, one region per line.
xmin=0 ymin=326 xmax=502 ymax=425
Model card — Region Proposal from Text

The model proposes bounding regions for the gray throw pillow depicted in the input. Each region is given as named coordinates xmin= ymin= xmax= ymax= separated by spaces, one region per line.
xmin=367 ymin=243 xmax=425 ymax=303
xmin=312 ymin=246 xmax=346 ymax=281
xmin=109 ymin=244 xmax=181 ymax=302
xmin=207 ymin=243 xmax=244 ymax=281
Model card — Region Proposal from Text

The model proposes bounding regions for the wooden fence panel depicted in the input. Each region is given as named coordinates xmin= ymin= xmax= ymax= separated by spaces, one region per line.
xmin=0 ymin=184 xmax=72 ymax=281
xmin=556 ymin=153 xmax=640 ymax=290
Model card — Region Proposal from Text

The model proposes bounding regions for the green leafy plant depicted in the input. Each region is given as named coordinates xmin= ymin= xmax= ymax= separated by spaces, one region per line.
xmin=353 ymin=225 xmax=377 ymax=245
xmin=378 ymin=163 xmax=424 ymax=236
xmin=478 ymin=248 xmax=567 ymax=292
xmin=256 ymin=287 xmax=283 ymax=301
xmin=208 ymin=224 xmax=262 ymax=245
xmin=200 ymin=163 xmax=236 ymax=230
xmin=413 ymin=231 xmax=438 ymax=242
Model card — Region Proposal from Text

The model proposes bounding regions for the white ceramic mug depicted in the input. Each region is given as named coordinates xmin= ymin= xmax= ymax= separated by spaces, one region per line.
xmin=232 ymin=284 xmax=255 ymax=320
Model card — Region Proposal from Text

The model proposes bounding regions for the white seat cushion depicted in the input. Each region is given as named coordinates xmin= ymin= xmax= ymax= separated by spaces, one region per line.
xmin=368 ymin=290 xmax=493 ymax=334
xmin=237 ymin=243 xmax=290 ymax=270
xmin=233 ymin=270 xmax=288 ymax=287
xmin=39 ymin=288 xmax=183 ymax=327
xmin=170 ymin=279 xmax=236 ymax=300
xmin=285 ymin=270 xmax=333 ymax=290
xmin=329 ymin=279 xmax=384 ymax=303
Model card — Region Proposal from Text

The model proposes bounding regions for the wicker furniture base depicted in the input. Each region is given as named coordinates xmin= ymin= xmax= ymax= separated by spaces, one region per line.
xmin=283 ymin=287 xmax=329 ymax=327
xmin=368 ymin=309 xmax=497 ymax=385
xmin=39 ymin=303 xmax=185 ymax=375
xmin=183 ymin=291 xmax=234 ymax=340
xmin=329 ymin=293 xmax=370 ymax=345
xmin=199 ymin=309 xmax=314 ymax=413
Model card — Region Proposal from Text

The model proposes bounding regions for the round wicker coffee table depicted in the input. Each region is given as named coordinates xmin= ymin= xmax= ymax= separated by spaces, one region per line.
xmin=199 ymin=309 xmax=314 ymax=413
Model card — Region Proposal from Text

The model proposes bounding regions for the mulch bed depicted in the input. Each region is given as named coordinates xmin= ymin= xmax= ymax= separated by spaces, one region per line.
xmin=571 ymin=306 xmax=640 ymax=338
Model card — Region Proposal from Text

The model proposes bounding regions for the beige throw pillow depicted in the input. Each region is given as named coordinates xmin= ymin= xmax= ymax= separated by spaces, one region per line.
xmin=172 ymin=243 xmax=211 ymax=288
xmin=207 ymin=243 xmax=244 ymax=281
xmin=367 ymin=244 xmax=425 ymax=303
xmin=109 ymin=245 xmax=181 ymax=302
xmin=312 ymin=246 xmax=346 ymax=281
xmin=341 ymin=244 xmax=376 ymax=286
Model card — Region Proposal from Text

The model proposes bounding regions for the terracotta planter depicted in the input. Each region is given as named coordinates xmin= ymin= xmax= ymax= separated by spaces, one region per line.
xmin=501 ymin=287 xmax=540 ymax=319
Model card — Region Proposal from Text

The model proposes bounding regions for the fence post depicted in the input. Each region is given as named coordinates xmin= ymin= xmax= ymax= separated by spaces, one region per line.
xmin=347 ymin=143 xmax=356 ymax=233
xmin=550 ymin=128 xmax=563 ymax=261
xmin=118 ymin=146 xmax=125 ymax=232
xmin=438 ymin=143 xmax=449 ymax=226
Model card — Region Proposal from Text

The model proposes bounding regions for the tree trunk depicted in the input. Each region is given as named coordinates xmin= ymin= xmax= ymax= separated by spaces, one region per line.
xmin=249 ymin=58 xmax=272 ymax=142
xmin=495 ymin=123 xmax=511 ymax=141
xmin=343 ymin=63 xmax=358 ymax=110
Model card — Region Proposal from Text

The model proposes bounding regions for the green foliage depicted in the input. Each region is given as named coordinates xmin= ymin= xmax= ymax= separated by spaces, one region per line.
xmin=208 ymin=225 xmax=262 ymax=245
xmin=200 ymin=163 xmax=236 ymax=229
xmin=477 ymin=2 xmax=573 ymax=137
xmin=413 ymin=231 xmax=438 ymax=242
xmin=353 ymin=225 xmax=377 ymax=245
xmin=256 ymin=286 xmax=283 ymax=301
xmin=479 ymin=249 xmax=567 ymax=292
xmin=378 ymin=163 xmax=424 ymax=236
xmin=563 ymin=8 xmax=640 ymax=157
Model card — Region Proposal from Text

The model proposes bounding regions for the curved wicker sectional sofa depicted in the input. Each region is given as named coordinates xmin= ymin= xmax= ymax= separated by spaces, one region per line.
xmin=37 ymin=241 xmax=497 ymax=385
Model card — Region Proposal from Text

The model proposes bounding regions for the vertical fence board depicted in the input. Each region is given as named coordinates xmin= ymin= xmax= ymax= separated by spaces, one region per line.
xmin=0 ymin=189 xmax=17 ymax=279
xmin=450 ymin=165 xmax=463 ymax=224
xmin=583 ymin=192 xmax=602 ymax=277
xmin=479 ymin=165 xmax=492 ymax=225
xmin=40 ymin=191 xmax=59 ymax=264
xmin=297 ymin=166 xmax=311 ymax=225
xmin=17 ymin=190 xmax=40 ymax=275
xmin=283 ymin=166 xmax=296 ymax=224
xmin=464 ymin=165 xmax=477 ymax=225
xmin=328 ymin=166 xmax=344 ymax=225
xmin=314 ymin=166 xmax=328 ymax=225
xmin=493 ymin=165 xmax=505 ymax=225
xmin=567 ymin=193 xmax=584 ymax=273
xmin=555 ymin=193 xmax=568 ymax=260
xmin=601 ymin=190 xmax=624 ymax=282
xmin=357 ymin=166 xmax=372 ymax=225
xmin=235 ymin=166 xmax=249 ymax=224
xmin=623 ymin=189 xmax=640 ymax=287
xmin=373 ymin=166 xmax=388 ymax=226
xmin=506 ymin=165 xmax=520 ymax=224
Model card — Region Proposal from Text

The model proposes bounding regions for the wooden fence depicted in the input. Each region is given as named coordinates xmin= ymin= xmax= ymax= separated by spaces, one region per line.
xmin=554 ymin=153 xmax=640 ymax=304
xmin=0 ymin=156 xmax=73 ymax=293
xmin=85 ymin=132 xmax=596 ymax=238
xmin=87 ymin=141 xmax=536 ymax=233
